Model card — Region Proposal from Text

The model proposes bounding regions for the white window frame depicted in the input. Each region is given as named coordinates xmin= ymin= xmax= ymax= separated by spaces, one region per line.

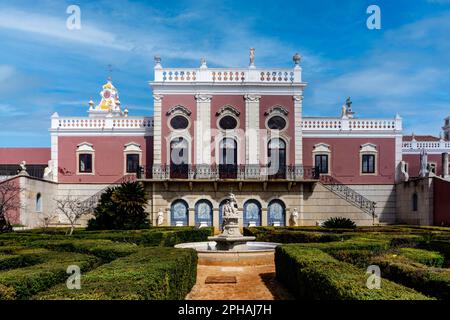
xmin=124 ymin=142 xmax=142 ymax=175
xmin=360 ymin=143 xmax=378 ymax=176
xmin=76 ymin=142 xmax=95 ymax=175
xmin=312 ymin=143 xmax=331 ymax=175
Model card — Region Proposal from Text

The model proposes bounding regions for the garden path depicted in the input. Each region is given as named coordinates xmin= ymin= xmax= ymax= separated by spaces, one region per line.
xmin=185 ymin=263 xmax=293 ymax=300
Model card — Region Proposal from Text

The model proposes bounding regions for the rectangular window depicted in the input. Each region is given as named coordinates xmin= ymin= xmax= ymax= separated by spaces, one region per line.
xmin=126 ymin=154 xmax=140 ymax=173
xmin=362 ymin=154 xmax=375 ymax=174
xmin=314 ymin=154 xmax=329 ymax=174
xmin=79 ymin=154 xmax=92 ymax=173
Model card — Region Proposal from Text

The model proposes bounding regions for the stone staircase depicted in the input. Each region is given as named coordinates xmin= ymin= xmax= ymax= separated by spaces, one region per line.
xmin=319 ymin=175 xmax=376 ymax=220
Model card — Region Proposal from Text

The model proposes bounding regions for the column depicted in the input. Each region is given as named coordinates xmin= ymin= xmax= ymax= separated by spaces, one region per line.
xmin=244 ymin=94 xmax=261 ymax=165
xmin=293 ymin=95 xmax=303 ymax=165
xmin=194 ymin=94 xmax=212 ymax=165
xmin=153 ymin=94 xmax=163 ymax=167
xmin=443 ymin=153 xmax=449 ymax=177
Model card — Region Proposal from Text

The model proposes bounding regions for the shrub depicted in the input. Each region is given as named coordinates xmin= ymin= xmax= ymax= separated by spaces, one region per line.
xmin=398 ymin=248 xmax=445 ymax=267
xmin=322 ymin=217 xmax=356 ymax=229
xmin=372 ymin=253 xmax=450 ymax=300
xmin=275 ymin=244 xmax=431 ymax=300
xmin=0 ymin=250 xmax=100 ymax=300
xmin=35 ymin=247 xmax=198 ymax=300
xmin=87 ymin=182 xmax=149 ymax=230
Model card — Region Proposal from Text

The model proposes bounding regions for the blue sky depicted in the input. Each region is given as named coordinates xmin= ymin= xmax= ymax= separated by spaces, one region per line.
xmin=0 ymin=0 xmax=449 ymax=147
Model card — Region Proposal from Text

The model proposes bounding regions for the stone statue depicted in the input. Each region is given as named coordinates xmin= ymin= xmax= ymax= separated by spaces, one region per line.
xmin=18 ymin=161 xmax=29 ymax=176
xmin=419 ymin=148 xmax=428 ymax=177
xmin=157 ymin=209 xmax=164 ymax=226
xmin=341 ymin=104 xmax=347 ymax=117
xmin=43 ymin=160 xmax=53 ymax=181
xmin=399 ymin=160 xmax=409 ymax=182
xmin=223 ymin=193 xmax=239 ymax=219
xmin=208 ymin=192 xmax=255 ymax=250
xmin=249 ymin=48 xmax=255 ymax=66
xmin=290 ymin=208 xmax=299 ymax=226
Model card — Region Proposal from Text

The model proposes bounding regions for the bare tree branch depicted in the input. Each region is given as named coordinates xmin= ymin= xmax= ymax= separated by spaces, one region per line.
xmin=54 ymin=194 xmax=89 ymax=235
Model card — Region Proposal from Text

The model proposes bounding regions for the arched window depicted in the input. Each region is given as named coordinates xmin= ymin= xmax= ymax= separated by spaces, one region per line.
xmin=195 ymin=200 xmax=213 ymax=227
xmin=268 ymin=200 xmax=286 ymax=226
xmin=412 ymin=193 xmax=418 ymax=212
xmin=243 ymin=200 xmax=262 ymax=227
xmin=219 ymin=138 xmax=237 ymax=179
xmin=170 ymin=137 xmax=189 ymax=179
xmin=171 ymin=200 xmax=189 ymax=226
xmin=36 ymin=193 xmax=42 ymax=212
xmin=268 ymin=138 xmax=286 ymax=179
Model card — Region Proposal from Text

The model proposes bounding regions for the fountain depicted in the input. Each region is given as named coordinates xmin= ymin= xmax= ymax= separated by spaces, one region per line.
xmin=175 ymin=193 xmax=279 ymax=265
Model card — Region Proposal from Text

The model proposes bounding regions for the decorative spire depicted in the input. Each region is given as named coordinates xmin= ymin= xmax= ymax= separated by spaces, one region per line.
xmin=89 ymin=97 xmax=94 ymax=110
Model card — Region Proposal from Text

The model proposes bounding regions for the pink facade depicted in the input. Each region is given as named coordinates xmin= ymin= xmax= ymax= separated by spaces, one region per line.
xmin=259 ymin=96 xmax=295 ymax=164
xmin=161 ymin=95 xmax=196 ymax=165
xmin=303 ymin=137 xmax=396 ymax=184
xmin=0 ymin=177 xmax=21 ymax=225
xmin=434 ymin=178 xmax=450 ymax=226
xmin=57 ymin=136 xmax=153 ymax=184
xmin=0 ymin=148 xmax=50 ymax=164
xmin=403 ymin=154 xmax=444 ymax=177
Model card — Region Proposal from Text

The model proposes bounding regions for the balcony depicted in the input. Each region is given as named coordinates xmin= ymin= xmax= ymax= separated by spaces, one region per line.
xmin=137 ymin=164 xmax=319 ymax=181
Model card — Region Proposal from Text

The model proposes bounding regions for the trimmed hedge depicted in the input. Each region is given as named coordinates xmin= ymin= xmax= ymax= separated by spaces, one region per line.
xmin=243 ymin=227 xmax=350 ymax=243
xmin=371 ymin=253 xmax=450 ymax=300
xmin=35 ymin=247 xmax=197 ymax=300
xmin=398 ymin=248 xmax=445 ymax=267
xmin=275 ymin=244 xmax=431 ymax=300
xmin=0 ymin=250 xmax=100 ymax=300
xmin=26 ymin=240 xmax=139 ymax=262
xmin=0 ymin=227 xmax=213 ymax=248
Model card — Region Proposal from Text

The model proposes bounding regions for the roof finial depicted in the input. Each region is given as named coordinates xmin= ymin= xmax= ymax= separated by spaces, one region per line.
xmin=293 ymin=53 xmax=301 ymax=66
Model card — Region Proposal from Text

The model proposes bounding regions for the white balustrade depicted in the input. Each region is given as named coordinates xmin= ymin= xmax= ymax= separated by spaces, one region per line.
xmin=301 ymin=117 xmax=401 ymax=132
xmin=154 ymin=67 xmax=301 ymax=83
xmin=53 ymin=116 xmax=153 ymax=131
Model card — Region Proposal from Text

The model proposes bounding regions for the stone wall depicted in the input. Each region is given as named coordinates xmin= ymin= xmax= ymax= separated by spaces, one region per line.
xmin=396 ymin=178 xmax=434 ymax=225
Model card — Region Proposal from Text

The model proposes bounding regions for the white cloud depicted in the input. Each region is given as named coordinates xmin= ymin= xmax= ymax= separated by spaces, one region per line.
xmin=0 ymin=8 xmax=133 ymax=51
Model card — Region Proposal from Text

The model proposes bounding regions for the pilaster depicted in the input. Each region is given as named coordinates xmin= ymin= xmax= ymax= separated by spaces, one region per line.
xmin=244 ymin=94 xmax=261 ymax=165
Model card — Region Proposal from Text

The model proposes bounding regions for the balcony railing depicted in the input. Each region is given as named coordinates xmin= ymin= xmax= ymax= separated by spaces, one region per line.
xmin=137 ymin=164 xmax=319 ymax=181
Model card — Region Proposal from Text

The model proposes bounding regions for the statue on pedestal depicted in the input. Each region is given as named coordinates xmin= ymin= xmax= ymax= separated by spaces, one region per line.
xmin=18 ymin=161 xmax=29 ymax=176
xmin=290 ymin=208 xmax=299 ymax=226
xmin=156 ymin=209 xmax=164 ymax=226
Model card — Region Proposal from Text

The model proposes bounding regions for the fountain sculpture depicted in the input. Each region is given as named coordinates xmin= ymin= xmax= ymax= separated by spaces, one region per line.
xmin=207 ymin=193 xmax=256 ymax=250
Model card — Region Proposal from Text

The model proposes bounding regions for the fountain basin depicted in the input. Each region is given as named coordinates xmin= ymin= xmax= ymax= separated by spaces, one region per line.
xmin=175 ymin=241 xmax=280 ymax=266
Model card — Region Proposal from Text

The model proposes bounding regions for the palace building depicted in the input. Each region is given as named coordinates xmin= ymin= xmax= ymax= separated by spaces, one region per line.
xmin=1 ymin=50 xmax=449 ymax=229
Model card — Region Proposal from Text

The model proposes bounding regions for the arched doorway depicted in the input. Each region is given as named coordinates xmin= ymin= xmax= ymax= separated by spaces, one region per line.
xmin=268 ymin=138 xmax=286 ymax=179
xmin=195 ymin=200 xmax=213 ymax=227
xmin=243 ymin=200 xmax=262 ymax=227
xmin=171 ymin=199 xmax=189 ymax=226
xmin=268 ymin=200 xmax=286 ymax=226
xmin=219 ymin=138 xmax=237 ymax=179
xmin=170 ymin=137 xmax=188 ymax=179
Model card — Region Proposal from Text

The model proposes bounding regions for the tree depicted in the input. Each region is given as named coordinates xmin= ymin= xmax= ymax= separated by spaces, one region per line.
xmin=55 ymin=194 xmax=89 ymax=235
xmin=88 ymin=181 xmax=149 ymax=230
xmin=0 ymin=179 xmax=23 ymax=233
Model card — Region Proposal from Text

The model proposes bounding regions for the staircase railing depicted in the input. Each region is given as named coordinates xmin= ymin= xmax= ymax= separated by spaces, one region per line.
xmin=319 ymin=175 xmax=376 ymax=218
xmin=79 ymin=175 xmax=137 ymax=214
